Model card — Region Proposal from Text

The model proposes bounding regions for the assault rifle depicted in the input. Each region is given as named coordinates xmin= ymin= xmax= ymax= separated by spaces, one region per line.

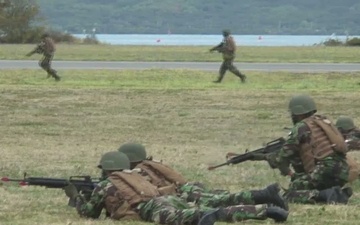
xmin=26 ymin=44 xmax=44 ymax=57
xmin=209 ymin=42 xmax=225 ymax=53
xmin=1 ymin=173 xmax=99 ymax=207
xmin=208 ymin=137 xmax=286 ymax=170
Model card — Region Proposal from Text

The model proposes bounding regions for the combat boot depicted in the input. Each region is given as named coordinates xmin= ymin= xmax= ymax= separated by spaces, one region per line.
xmin=315 ymin=186 xmax=352 ymax=204
xmin=198 ymin=205 xmax=288 ymax=225
xmin=213 ymin=73 xmax=225 ymax=83
xmin=49 ymin=69 xmax=61 ymax=81
xmin=250 ymin=183 xmax=289 ymax=210
xmin=342 ymin=186 xmax=353 ymax=199
xmin=197 ymin=209 xmax=221 ymax=225
xmin=333 ymin=186 xmax=352 ymax=204
xmin=198 ymin=207 xmax=243 ymax=225
xmin=265 ymin=206 xmax=289 ymax=222
xmin=54 ymin=75 xmax=61 ymax=81
xmin=53 ymin=72 xmax=61 ymax=81
xmin=234 ymin=71 xmax=246 ymax=83
xmin=240 ymin=73 xmax=247 ymax=83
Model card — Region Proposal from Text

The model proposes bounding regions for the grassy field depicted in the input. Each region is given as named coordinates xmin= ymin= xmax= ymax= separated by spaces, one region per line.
xmin=1 ymin=44 xmax=360 ymax=62
xmin=1 ymin=69 xmax=360 ymax=225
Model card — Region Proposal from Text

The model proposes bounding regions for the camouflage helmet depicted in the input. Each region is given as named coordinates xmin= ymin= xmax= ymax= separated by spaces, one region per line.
xmin=288 ymin=94 xmax=317 ymax=115
xmin=97 ymin=151 xmax=130 ymax=171
xmin=222 ymin=29 xmax=231 ymax=36
xmin=118 ymin=143 xmax=147 ymax=163
xmin=336 ymin=116 xmax=355 ymax=131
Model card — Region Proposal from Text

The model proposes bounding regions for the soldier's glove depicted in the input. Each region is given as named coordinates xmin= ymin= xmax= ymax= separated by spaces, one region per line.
xmin=64 ymin=183 xmax=79 ymax=199
xmin=25 ymin=53 xmax=32 ymax=57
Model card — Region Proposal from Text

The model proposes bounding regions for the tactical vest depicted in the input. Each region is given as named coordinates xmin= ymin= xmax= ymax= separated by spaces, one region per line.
xmin=43 ymin=37 xmax=56 ymax=54
xmin=222 ymin=36 xmax=236 ymax=59
xmin=300 ymin=115 xmax=347 ymax=173
xmin=106 ymin=171 xmax=160 ymax=220
xmin=136 ymin=160 xmax=187 ymax=189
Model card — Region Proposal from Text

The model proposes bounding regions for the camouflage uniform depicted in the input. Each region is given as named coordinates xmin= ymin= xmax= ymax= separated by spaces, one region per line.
xmin=336 ymin=116 xmax=360 ymax=151
xmin=210 ymin=29 xmax=246 ymax=83
xmin=265 ymin=95 xmax=353 ymax=204
xmin=135 ymin=160 xmax=287 ymax=210
xmin=179 ymin=182 xmax=256 ymax=207
xmin=275 ymin=120 xmax=349 ymax=188
xmin=140 ymin=196 xmax=278 ymax=225
xmin=27 ymin=34 xmax=61 ymax=81
xmin=270 ymin=117 xmax=349 ymax=204
xmin=76 ymin=177 xmax=286 ymax=224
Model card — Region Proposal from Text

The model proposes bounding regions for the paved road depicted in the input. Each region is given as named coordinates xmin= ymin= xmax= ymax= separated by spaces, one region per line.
xmin=1 ymin=60 xmax=360 ymax=72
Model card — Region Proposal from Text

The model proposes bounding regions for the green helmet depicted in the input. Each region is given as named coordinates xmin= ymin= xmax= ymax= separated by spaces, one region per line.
xmin=118 ymin=143 xmax=147 ymax=163
xmin=222 ymin=29 xmax=231 ymax=36
xmin=336 ymin=116 xmax=355 ymax=131
xmin=98 ymin=151 xmax=130 ymax=171
xmin=288 ymin=94 xmax=317 ymax=115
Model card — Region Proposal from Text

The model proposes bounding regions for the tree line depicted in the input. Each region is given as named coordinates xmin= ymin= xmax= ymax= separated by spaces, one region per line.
xmin=1 ymin=0 xmax=360 ymax=44
xmin=36 ymin=0 xmax=360 ymax=35
xmin=0 ymin=0 xmax=98 ymax=43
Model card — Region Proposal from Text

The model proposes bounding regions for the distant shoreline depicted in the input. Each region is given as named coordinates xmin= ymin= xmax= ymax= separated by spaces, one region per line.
xmin=73 ymin=34 xmax=359 ymax=46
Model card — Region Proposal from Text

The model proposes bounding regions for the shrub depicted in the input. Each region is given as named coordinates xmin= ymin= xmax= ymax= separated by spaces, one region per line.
xmin=82 ymin=35 xmax=100 ymax=44
xmin=345 ymin=37 xmax=360 ymax=46
xmin=47 ymin=30 xmax=80 ymax=43
xmin=321 ymin=38 xmax=344 ymax=46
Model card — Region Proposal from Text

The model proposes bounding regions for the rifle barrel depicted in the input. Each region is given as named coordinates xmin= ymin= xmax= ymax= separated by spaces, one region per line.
xmin=1 ymin=177 xmax=23 ymax=182
xmin=208 ymin=137 xmax=286 ymax=171
xmin=208 ymin=162 xmax=229 ymax=170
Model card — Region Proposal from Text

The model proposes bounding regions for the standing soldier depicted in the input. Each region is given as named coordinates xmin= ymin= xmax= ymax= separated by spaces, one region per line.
xmin=26 ymin=33 xmax=61 ymax=81
xmin=209 ymin=29 xmax=246 ymax=83
xmin=336 ymin=116 xmax=360 ymax=151
xmin=64 ymin=151 xmax=289 ymax=224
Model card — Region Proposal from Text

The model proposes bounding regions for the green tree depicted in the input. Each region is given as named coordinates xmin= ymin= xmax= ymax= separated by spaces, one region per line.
xmin=0 ymin=0 xmax=44 ymax=43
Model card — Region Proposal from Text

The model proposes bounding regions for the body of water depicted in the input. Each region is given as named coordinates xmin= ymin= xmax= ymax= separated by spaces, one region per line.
xmin=74 ymin=34 xmax=357 ymax=46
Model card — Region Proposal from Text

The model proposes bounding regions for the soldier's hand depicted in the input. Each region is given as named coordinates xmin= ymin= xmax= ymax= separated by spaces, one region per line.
xmin=64 ymin=183 xmax=79 ymax=199
xmin=25 ymin=53 xmax=32 ymax=57
xmin=265 ymin=154 xmax=279 ymax=169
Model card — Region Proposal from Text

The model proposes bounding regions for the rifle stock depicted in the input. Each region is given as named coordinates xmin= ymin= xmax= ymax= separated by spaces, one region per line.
xmin=208 ymin=137 xmax=286 ymax=170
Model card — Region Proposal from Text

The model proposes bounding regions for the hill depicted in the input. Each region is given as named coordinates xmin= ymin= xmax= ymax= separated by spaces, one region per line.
xmin=37 ymin=0 xmax=360 ymax=35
